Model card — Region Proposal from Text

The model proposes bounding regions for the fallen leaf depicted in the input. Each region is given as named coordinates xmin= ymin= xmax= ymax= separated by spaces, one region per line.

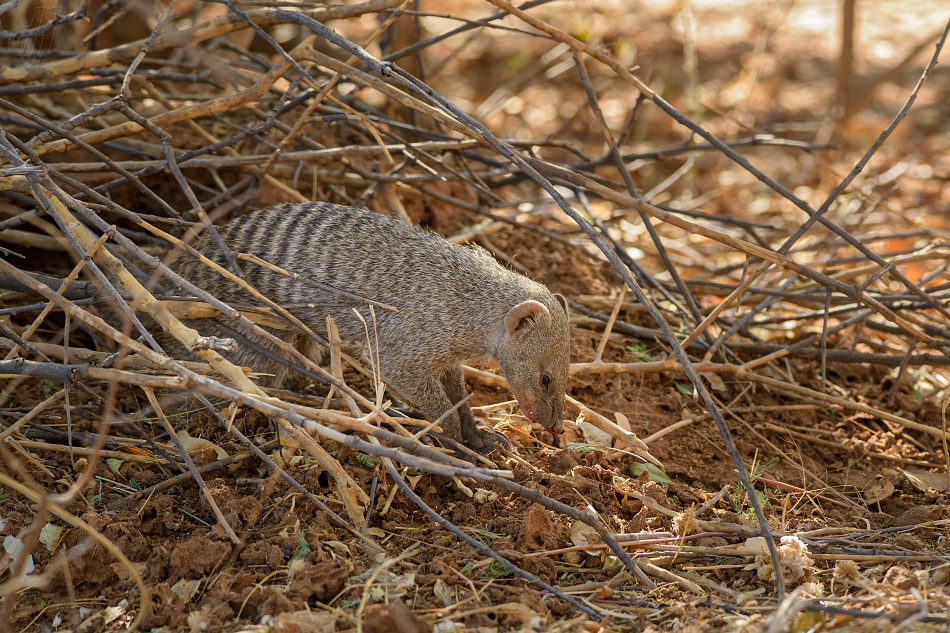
xmin=39 ymin=523 xmax=63 ymax=552
xmin=171 ymin=578 xmax=201 ymax=604
xmin=860 ymin=479 xmax=894 ymax=505
xmin=179 ymin=431 xmax=227 ymax=463
xmin=268 ymin=609 xmax=335 ymax=633
xmin=569 ymin=520 xmax=602 ymax=556
xmin=614 ymin=411 xmax=631 ymax=431
xmin=580 ymin=421 xmax=613 ymax=449
xmin=433 ymin=578 xmax=454 ymax=607
xmin=629 ymin=462 xmax=671 ymax=484
xmin=900 ymin=468 xmax=949 ymax=493
xmin=701 ymin=372 xmax=727 ymax=393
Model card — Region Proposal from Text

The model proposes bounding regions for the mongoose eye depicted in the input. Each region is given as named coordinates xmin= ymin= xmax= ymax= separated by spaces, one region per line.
xmin=541 ymin=374 xmax=552 ymax=387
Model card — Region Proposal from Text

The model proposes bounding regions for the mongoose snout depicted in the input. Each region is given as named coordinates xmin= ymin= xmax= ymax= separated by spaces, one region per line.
xmin=172 ymin=202 xmax=571 ymax=451
xmin=497 ymin=297 xmax=569 ymax=436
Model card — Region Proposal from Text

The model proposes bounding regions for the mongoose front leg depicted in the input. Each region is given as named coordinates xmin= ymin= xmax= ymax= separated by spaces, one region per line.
xmin=440 ymin=365 xmax=507 ymax=451
xmin=382 ymin=368 xmax=464 ymax=443
xmin=381 ymin=362 xmax=495 ymax=451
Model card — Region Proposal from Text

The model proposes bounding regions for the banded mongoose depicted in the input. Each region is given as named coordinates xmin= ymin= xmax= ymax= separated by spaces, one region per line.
xmin=173 ymin=202 xmax=571 ymax=450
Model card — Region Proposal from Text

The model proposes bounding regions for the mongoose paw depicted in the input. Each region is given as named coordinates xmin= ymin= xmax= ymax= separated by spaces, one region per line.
xmin=465 ymin=425 xmax=512 ymax=454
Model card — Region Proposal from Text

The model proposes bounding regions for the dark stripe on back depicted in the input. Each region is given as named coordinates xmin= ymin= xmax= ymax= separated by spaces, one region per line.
xmin=270 ymin=206 xmax=311 ymax=266
xmin=318 ymin=207 xmax=351 ymax=286
xmin=224 ymin=211 xmax=260 ymax=258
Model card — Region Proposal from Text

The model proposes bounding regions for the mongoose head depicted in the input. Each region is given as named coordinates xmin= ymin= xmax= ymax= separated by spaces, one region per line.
xmin=497 ymin=295 xmax=570 ymax=435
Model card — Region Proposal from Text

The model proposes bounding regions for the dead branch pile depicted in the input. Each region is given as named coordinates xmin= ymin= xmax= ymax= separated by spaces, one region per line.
xmin=1 ymin=1 xmax=949 ymax=630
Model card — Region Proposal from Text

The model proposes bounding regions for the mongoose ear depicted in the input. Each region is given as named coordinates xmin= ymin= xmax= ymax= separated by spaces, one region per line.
xmin=553 ymin=293 xmax=568 ymax=315
xmin=505 ymin=300 xmax=550 ymax=335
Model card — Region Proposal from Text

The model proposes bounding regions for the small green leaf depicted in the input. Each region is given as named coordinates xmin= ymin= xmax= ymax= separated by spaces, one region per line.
xmin=752 ymin=456 xmax=780 ymax=480
xmin=792 ymin=608 xmax=825 ymax=631
xmin=673 ymin=381 xmax=694 ymax=396
xmin=629 ymin=462 xmax=671 ymax=484
xmin=482 ymin=561 xmax=512 ymax=579
xmin=354 ymin=453 xmax=381 ymax=468
xmin=566 ymin=441 xmax=598 ymax=451
xmin=293 ymin=532 xmax=312 ymax=560
xmin=626 ymin=343 xmax=654 ymax=362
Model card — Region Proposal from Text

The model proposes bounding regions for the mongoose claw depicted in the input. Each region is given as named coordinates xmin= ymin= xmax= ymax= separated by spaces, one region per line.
xmin=467 ymin=425 xmax=512 ymax=454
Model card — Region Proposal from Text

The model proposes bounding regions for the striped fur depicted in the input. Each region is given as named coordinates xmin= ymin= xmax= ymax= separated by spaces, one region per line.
xmin=172 ymin=202 xmax=570 ymax=449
